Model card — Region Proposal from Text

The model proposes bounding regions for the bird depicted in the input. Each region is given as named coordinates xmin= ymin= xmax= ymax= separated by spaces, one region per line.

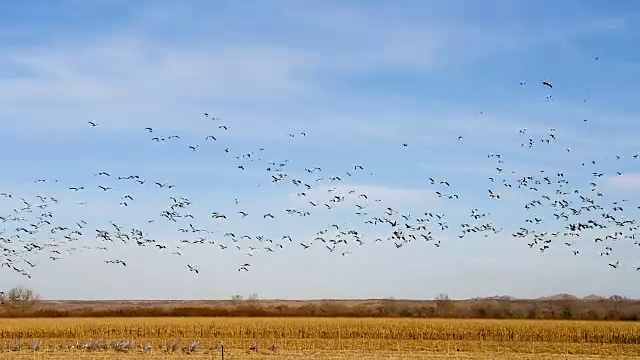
xmin=3 ymin=97 xmax=638 ymax=280
xmin=239 ymin=263 xmax=251 ymax=271
xmin=187 ymin=264 xmax=199 ymax=274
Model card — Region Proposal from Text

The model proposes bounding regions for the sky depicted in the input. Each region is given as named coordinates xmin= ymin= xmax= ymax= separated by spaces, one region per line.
xmin=1 ymin=0 xmax=640 ymax=300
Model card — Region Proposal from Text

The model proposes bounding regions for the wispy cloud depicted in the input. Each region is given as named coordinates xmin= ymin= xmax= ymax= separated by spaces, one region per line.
xmin=276 ymin=2 xmax=566 ymax=73
xmin=0 ymin=38 xmax=315 ymax=105
xmin=591 ymin=17 xmax=626 ymax=31
xmin=602 ymin=173 xmax=640 ymax=190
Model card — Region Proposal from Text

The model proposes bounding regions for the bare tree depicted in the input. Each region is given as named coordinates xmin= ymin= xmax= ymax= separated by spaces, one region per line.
xmin=434 ymin=293 xmax=453 ymax=317
xmin=3 ymin=286 xmax=41 ymax=307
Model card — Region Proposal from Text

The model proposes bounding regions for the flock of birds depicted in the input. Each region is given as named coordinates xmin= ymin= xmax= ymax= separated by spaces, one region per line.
xmin=1 ymin=79 xmax=640 ymax=280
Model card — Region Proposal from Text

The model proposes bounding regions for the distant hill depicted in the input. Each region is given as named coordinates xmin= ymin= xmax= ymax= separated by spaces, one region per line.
xmin=469 ymin=293 xmax=633 ymax=301
xmin=537 ymin=293 xmax=580 ymax=301
xmin=469 ymin=295 xmax=517 ymax=301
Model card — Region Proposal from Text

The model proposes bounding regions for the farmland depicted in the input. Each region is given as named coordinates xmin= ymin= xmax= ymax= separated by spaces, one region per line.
xmin=2 ymin=317 xmax=640 ymax=359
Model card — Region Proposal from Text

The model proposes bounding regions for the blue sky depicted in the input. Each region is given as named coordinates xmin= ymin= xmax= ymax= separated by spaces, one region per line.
xmin=1 ymin=1 xmax=640 ymax=300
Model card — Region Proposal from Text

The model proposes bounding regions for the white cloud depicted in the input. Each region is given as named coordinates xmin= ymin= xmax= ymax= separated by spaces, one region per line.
xmin=0 ymin=35 xmax=318 ymax=138
xmin=602 ymin=173 xmax=640 ymax=190
xmin=591 ymin=17 xmax=626 ymax=31
xmin=277 ymin=3 xmax=532 ymax=73
xmin=0 ymin=38 xmax=314 ymax=102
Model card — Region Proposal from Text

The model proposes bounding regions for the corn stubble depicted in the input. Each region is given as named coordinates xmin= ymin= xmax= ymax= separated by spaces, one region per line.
xmin=1 ymin=318 xmax=640 ymax=359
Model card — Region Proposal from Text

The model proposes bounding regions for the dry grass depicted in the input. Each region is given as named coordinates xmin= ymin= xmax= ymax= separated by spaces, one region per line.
xmin=1 ymin=317 xmax=640 ymax=359
xmin=2 ymin=298 xmax=640 ymax=321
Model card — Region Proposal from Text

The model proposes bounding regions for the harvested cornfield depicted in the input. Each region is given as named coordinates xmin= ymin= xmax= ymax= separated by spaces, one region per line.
xmin=1 ymin=317 xmax=639 ymax=359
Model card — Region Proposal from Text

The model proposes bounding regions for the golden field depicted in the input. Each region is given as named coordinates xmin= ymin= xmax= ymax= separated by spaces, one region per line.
xmin=1 ymin=317 xmax=640 ymax=359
